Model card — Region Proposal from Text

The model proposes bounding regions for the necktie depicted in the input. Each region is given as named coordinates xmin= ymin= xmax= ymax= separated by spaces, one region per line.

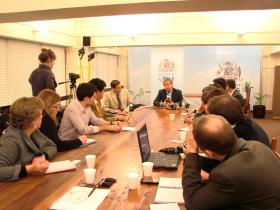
xmin=96 ymin=101 xmax=104 ymax=117
xmin=116 ymin=93 xmax=123 ymax=111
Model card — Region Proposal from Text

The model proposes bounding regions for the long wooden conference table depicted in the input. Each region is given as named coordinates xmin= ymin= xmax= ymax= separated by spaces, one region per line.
xmin=0 ymin=108 xmax=188 ymax=210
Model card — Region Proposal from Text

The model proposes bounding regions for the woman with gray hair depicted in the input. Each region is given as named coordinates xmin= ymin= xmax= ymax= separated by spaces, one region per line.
xmin=0 ymin=97 xmax=57 ymax=181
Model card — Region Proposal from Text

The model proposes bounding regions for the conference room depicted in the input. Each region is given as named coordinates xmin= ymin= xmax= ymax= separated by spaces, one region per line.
xmin=0 ymin=1 xmax=280 ymax=210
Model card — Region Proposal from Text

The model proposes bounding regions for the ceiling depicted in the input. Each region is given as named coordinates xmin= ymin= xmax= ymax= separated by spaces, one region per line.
xmin=1 ymin=0 xmax=280 ymax=23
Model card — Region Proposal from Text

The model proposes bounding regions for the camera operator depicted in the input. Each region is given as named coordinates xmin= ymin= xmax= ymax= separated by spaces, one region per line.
xmin=29 ymin=48 xmax=57 ymax=96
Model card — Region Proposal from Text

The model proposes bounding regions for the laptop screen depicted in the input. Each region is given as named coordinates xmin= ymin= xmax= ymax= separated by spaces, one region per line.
xmin=137 ymin=124 xmax=151 ymax=162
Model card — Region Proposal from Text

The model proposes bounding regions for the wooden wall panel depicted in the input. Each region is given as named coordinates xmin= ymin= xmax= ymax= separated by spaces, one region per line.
xmin=273 ymin=66 xmax=280 ymax=119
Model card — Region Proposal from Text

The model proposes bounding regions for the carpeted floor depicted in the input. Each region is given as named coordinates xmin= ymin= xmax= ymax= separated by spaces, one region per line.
xmin=252 ymin=112 xmax=280 ymax=153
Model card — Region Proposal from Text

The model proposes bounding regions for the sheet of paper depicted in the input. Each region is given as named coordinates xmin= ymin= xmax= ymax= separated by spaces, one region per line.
xmin=45 ymin=160 xmax=76 ymax=174
xmin=122 ymin=126 xmax=136 ymax=131
xmin=80 ymin=139 xmax=97 ymax=148
xmin=178 ymin=127 xmax=190 ymax=132
xmin=171 ymin=139 xmax=184 ymax=143
xmin=50 ymin=187 xmax=110 ymax=210
xmin=71 ymin=160 xmax=81 ymax=165
xmin=150 ymin=203 xmax=180 ymax=210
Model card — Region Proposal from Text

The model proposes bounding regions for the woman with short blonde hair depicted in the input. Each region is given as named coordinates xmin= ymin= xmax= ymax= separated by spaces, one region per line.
xmin=37 ymin=89 xmax=87 ymax=151
xmin=10 ymin=96 xmax=44 ymax=129
xmin=0 ymin=97 xmax=57 ymax=181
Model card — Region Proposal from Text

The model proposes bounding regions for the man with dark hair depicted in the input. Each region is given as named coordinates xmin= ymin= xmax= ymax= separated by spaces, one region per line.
xmin=102 ymin=80 xmax=131 ymax=113
xmin=226 ymin=79 xmax=244 ymax=105
xmin=153 ymin=78 xmax=183 ymax=107
xmin=207 ymin=94 xmax=271 ymax=148
xmin=184 ymin=86 xmax=226 ymax=123
xmin=59 ymin=83 xmax=121 ymax=140
xmin=213 ymin=77 xmax=226 ymax=90
xmin=182 ymin=115 xmax=280 ymax=210
xmin=89 ymin=78 xmax=125 ymax=122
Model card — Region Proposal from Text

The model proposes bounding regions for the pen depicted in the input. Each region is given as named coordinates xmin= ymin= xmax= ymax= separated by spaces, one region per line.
xmin=87 ymin=185 xmax=97 ymax=197
xmin=88 ymin=179 xmax=105 ymax=197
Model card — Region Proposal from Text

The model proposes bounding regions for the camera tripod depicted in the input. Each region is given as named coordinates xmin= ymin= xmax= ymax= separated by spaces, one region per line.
xmin=67 ymin=82 xmax=77 ymax=105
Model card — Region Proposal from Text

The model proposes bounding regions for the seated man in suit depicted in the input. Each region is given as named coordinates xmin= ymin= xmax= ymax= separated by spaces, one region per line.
xmin=182 ymin=115 xmax=280 ymax=210
xmin=89 ymin=78 xmax=125 ymax=122
xmin=102 ymin=80 xmax=132 ymax=114
xmin=226 ymin=79 xmax=244 ymax=106
xmin=153 ymin=78 xmax=183 ymax=107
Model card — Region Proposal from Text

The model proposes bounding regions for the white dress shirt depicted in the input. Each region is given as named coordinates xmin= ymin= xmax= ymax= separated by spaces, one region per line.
xmin=58 ymin=100 xmax=106 ymax=140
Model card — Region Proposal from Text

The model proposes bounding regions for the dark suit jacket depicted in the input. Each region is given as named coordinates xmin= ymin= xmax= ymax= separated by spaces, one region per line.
xmin=183 ymin=138 xmax=280 ymax=210
xmin=232 ymin=89 xmax=244 ymax=106
xmin=153 ymin=88 xmax=183 ymax=106
xmin=234 ymin=118 xmax=271 ymax=148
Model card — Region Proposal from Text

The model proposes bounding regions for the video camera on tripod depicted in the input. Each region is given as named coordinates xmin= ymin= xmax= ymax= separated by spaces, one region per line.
xmin=58 ymin=73 xmax=80 ymax=104
xmin=69 ymin=73 xmax=80 ymax=88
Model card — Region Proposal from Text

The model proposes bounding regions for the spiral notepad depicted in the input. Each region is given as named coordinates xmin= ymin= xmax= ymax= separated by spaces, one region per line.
xmin=154 ymin=177 xmax=184 ymax=204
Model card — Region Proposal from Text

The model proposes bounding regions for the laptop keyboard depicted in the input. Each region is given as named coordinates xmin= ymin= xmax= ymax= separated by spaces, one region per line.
xmin=148 ymin=153 xmax=179 ymax=168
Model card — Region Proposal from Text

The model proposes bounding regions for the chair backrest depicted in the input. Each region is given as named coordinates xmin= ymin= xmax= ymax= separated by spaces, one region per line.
xmin=271 ymin=137 xmax=280 ymax=159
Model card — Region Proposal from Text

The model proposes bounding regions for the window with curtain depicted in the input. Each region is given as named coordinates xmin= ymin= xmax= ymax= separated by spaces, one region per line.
xmin=0 ymin=38 xmax=66 ymax=106
xmin=94 ymin=52 xmax=118 ymax=87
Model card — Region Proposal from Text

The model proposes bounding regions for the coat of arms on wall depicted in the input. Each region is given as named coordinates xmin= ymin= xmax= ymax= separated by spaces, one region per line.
xmin=217 ymin=60 xmax=242 ymax=81
xmin=158 ymin=58 xmax=175 ymax=81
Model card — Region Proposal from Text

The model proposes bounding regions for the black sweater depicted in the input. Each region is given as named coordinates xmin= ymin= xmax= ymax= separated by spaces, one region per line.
xmin=40 ymin=114 xmax=82 ymax=151
xmin=29 ymin=64 xmax=57 ymax=96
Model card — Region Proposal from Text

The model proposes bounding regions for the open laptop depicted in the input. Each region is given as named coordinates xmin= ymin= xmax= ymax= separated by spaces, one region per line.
xmin=137 ymin=124 xmax=180 ymax=170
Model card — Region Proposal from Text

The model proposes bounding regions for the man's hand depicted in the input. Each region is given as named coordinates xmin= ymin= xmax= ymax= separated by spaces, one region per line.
xmin=78 ymin=135 xmax=88 ymax=144
xmin=201 ymin=170 xmax=209 ymax=182
xmin=161 ymin=101 xmax=169 ymax=107
xmin=184 ymin=113 xmax=193 ymax=125
xmin=115 ymin=114 xmax=126 ymax=121
xmin=106 ymin=125 xmax=121 ymax=132
xmin=26 ymin=156 xmax=49 ymax=175
xmin=183 ymin=135 xmax=199 ymax=155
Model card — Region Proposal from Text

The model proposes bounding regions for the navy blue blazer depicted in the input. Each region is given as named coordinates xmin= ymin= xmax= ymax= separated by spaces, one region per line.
xmin=153 ymin=88 xmax=183 ymax=106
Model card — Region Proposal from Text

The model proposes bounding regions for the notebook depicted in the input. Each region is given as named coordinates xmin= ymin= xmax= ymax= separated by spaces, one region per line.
xmin=137 ymin=124 xmax=179 ymax=170
xmin=150 ymin=203 xmax=180 ymax=210
xmin=154 ymin=177 xmax=184 ymax=204
xmin=80 ymin=138 xmax=97 ymax=148
xmin=45 ymin=160 xmax=76 ymax=174
xmin=50 ymin=186 xmax=110 ymax=210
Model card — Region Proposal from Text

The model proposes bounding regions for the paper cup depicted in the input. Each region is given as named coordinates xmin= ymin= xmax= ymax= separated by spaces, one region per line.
xmin=142 ymin=162 xmax=154 ymax=177
xmin=85 ymin=155 xmax=96 ymax=168
xmin=127 ymin=172 xmax=140 ymax=189
xmin=84 ymin=168 xmax=96 ymax=184
xmin=169 ymin=113 xmax=175 ymax=121
xmin=179 ymin=131 xmax=187 ymax=141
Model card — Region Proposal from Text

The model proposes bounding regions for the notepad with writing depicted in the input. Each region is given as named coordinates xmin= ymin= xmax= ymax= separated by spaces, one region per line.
xmin=45 ymin=160 xmax=76 ymax=174
xmin=154 ymin=177 xmax=184 ymax=204
xmin=50 ymin=186 xmax=110 ymax=210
